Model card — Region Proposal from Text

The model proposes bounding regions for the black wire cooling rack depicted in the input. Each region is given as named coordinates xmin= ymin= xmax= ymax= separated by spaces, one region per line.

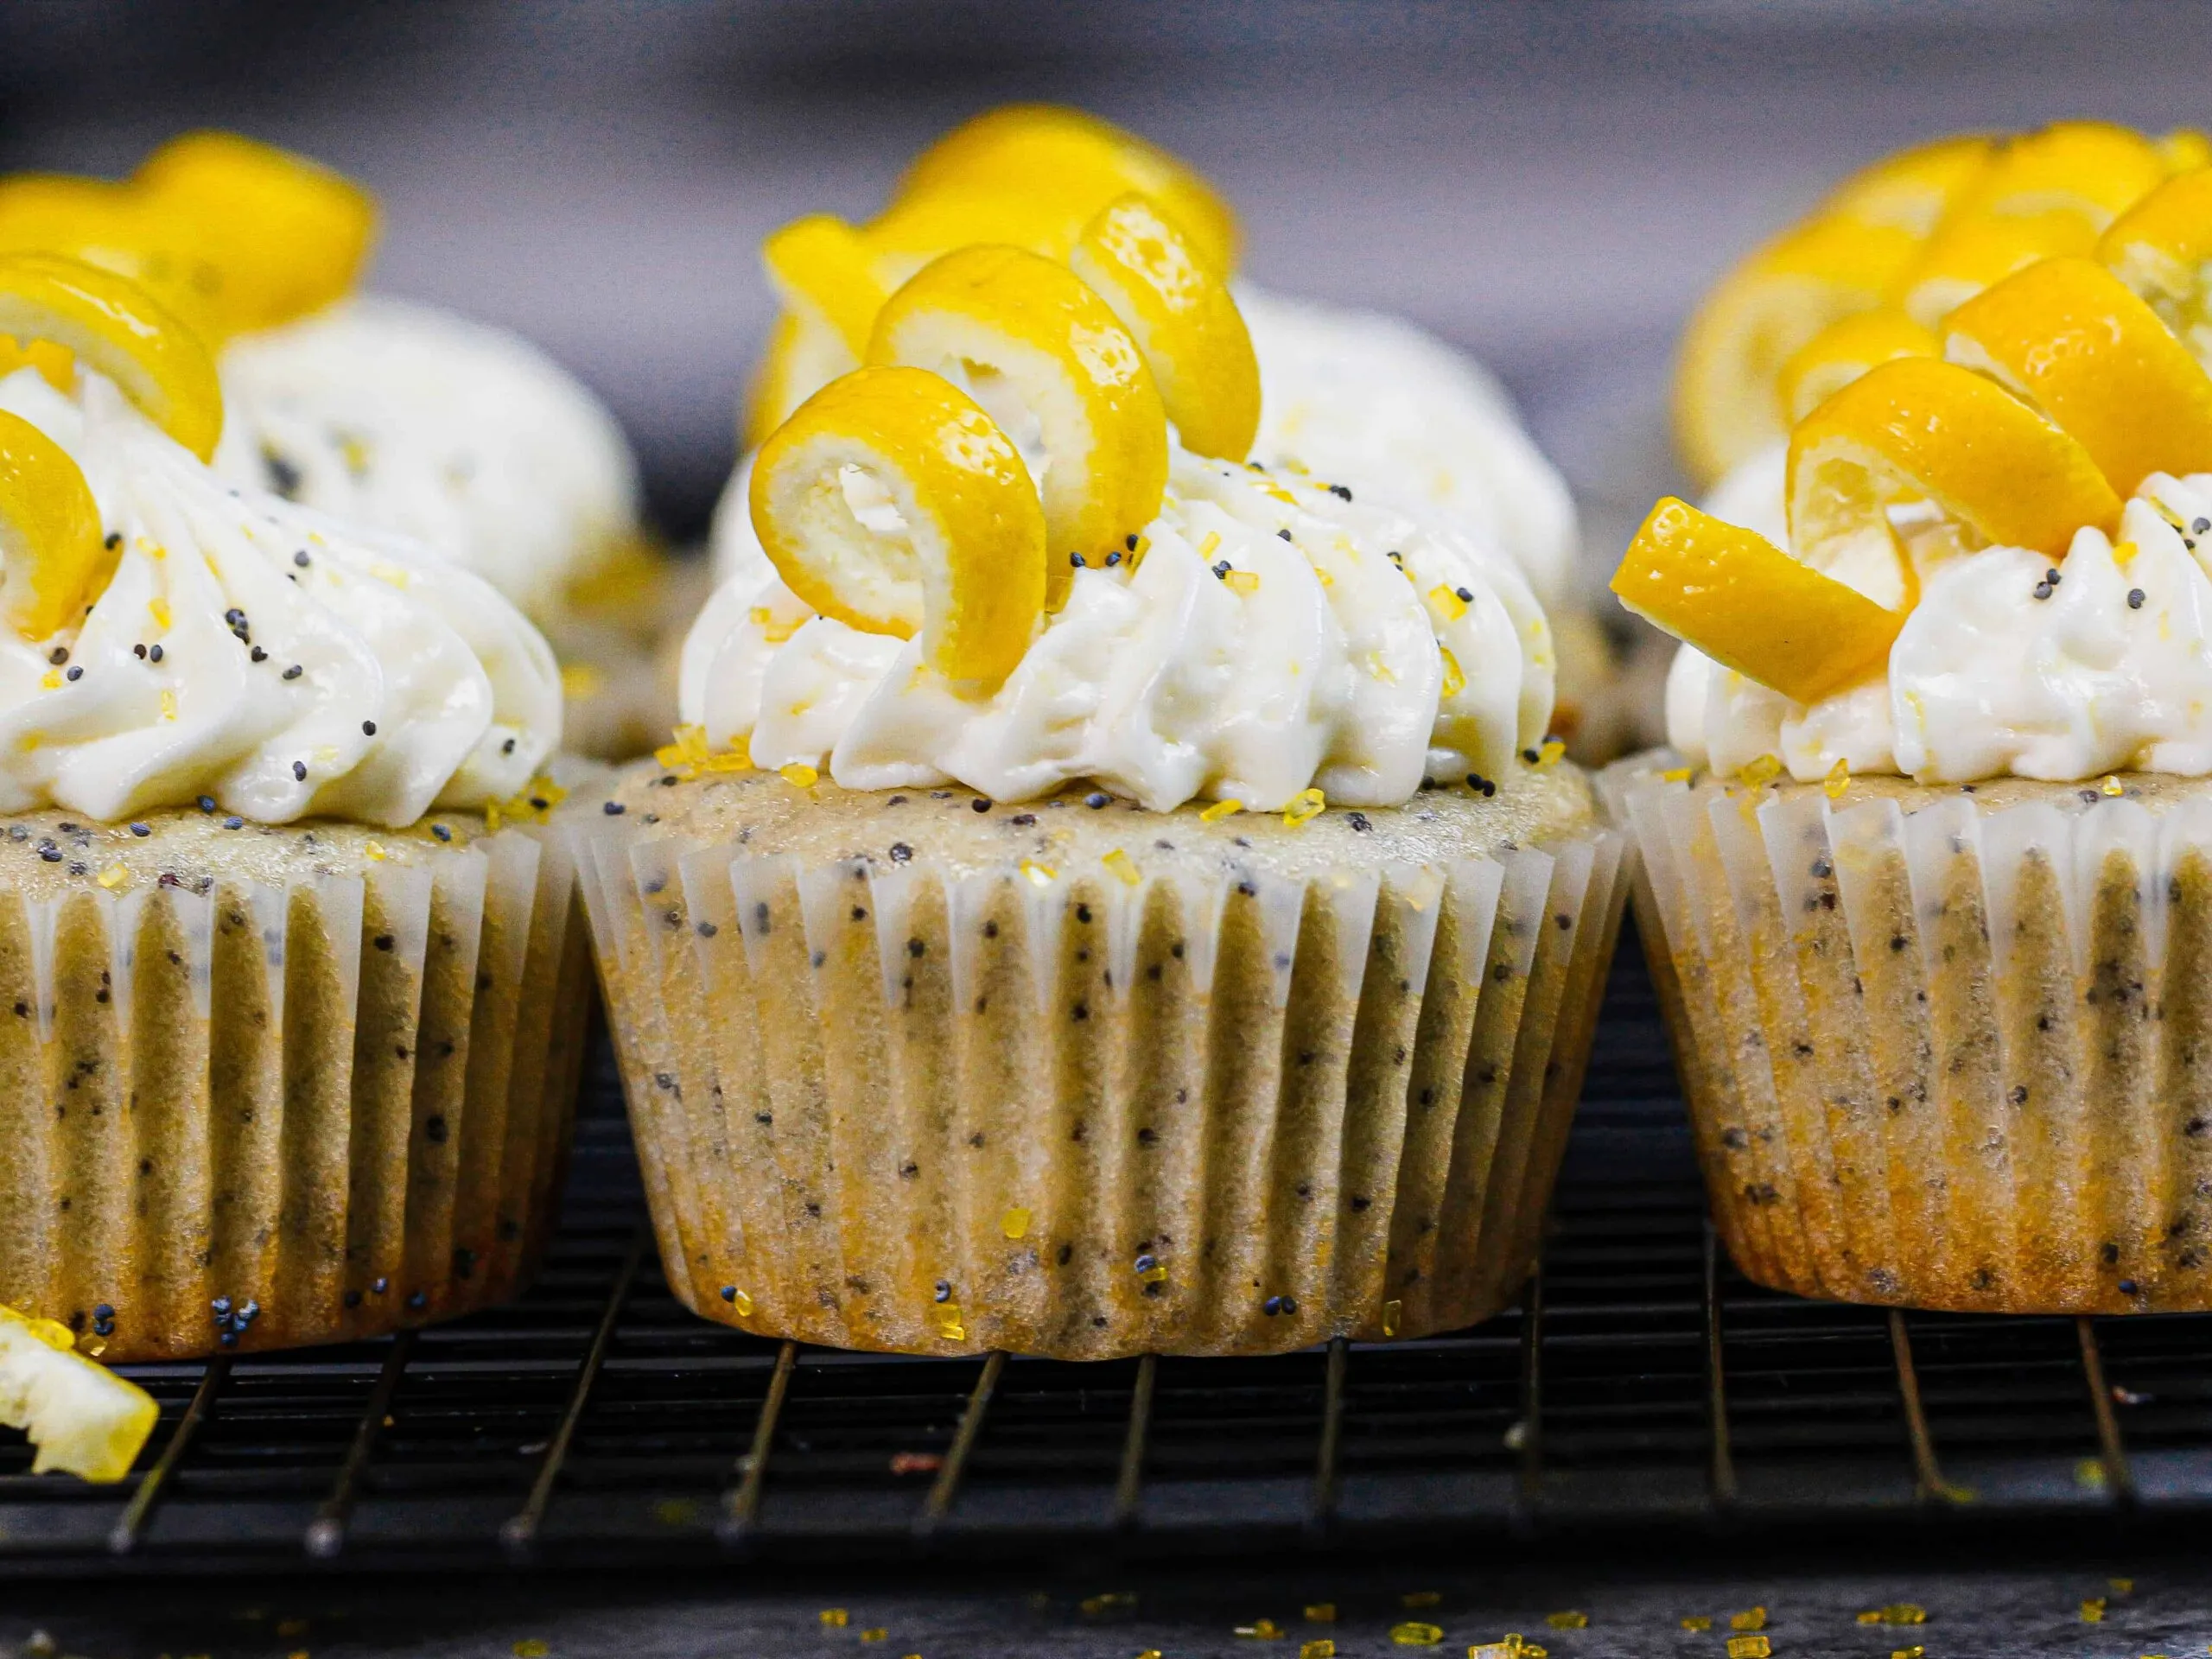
xmin=3 ymin=919 xmax=2209 ymax=1579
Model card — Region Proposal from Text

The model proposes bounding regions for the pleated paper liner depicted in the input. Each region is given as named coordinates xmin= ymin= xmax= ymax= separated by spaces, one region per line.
xmin=0 ymin=814 xmax=590 ymax=1360
xmin=569 ymin=770 xmax=1626 ymax=1359
xmin=1604 ymin=756 xmax=2212 ymax=1314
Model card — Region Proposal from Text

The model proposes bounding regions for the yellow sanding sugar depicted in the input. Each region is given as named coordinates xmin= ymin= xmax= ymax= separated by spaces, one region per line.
xmin=1681 ymin=1616 xmax=1713 ymax=1631
xmin=1825 ymin=755 xmax=1851 ymax=798
xmin=1662 ymin=766 xmax=1694 ymax=783
xmin=96 ymin=865 xmax=127 ymax=889
xmin=1199 ymin=798 xmax=1243 ymax=823
xmin=1389 ymin=1623 xmax=1443 ymax=1647
xmin=1282 ymin=787 xmax=1325 ymax=827
xmin=1737 ymin=753 xmax=1783 ymax=787
xmin=1019 ymin=859 xmax=1057 ymax=887
xmin=820 ymin=1609 xmax=849 ymax=1627
xmin=1427 ymin=584 xmax=1469 ymax=622
xmin=512 ymin=1643 xmax=549 ymax=1658
xmin=1103 ymin=849 xmax=1141 ymax=887
xmin=1730 ymin=1608 xmax=1767 ymax=1630
xmin=1303 ymin=1605 xmax=1337 ymax=1623
xmin=1725 ymin=1638 xmax=1770 ymax=1659
xmin=1545 ymin=1611 xmax=1587 ymax=1630
xmin=1224 ymin=569 xmax=1261 ymax=595
xmin=779 ymin=763 xmax=819 ymax=788
xmin=1235 ymin=1618 xmax=1285 ymax=1639
xmin=1001 ymin=1207 xmax=1031 ymax=1240
xmin=1535 ymin=738 xmax=1566 ymax=768
xmin=1300 ymin=1643 xmax=1336 ymax=1659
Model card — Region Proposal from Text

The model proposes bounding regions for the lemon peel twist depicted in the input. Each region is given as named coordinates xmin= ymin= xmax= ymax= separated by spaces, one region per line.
xmin=0 ymin=408 xmax=109 ymax=642
xmin=0 ymin=252 xmax=223 ymax=460
xmin=1069 ymin=192 xmax=1259 ymax=461
xmin=1778 ymin=308 xmax=1937 ymax=425
xmin=761 ymin=213 xmax=888 ymax=365
xmin=1945 ymin=257 xmax=2212 ymax=497
xmin=132 ymin=130 xmax=377 ymax=333
xmin=748 ymin=365 xmax=1046 ymax=687
xmin=1614 ymin=498 xmax=1904 ymax=705
xmin=868 ymin=243 xmax=1167 ymax=607
xmin=1788 ymin=354 xmax=2120 ymax=594
xmin=0 ymin=175 xmax=232 ymax=345
xmin=2099 ymin=168 xmax=2212 ymax=342
xmin=893 ymin=104 xmax=1239 ymax=277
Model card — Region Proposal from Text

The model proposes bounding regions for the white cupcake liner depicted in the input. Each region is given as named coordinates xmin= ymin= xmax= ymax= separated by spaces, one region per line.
xmin=0 ymin=824 xmax=589 ymax=1359
xmin=569 ymin=809 xmax=1626 ymax=1359
xmin=1605 ymin=756 xmax=2212 ymax=1313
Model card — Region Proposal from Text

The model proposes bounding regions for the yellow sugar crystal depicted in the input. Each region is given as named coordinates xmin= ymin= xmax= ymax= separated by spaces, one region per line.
xmin=731 ymin=1289 xmax=753 ymax=1317
xmin=1427 ymin=584 xmax=1470 ymax=622
xmin=1103 ymin=849 xmax=1141 ymax=887
xmin=1880 ymin=1605 xmax=1927 ymax=1624
xmin=1730 ymin=1609 xmax=1767 ymax=1631
xmin=1824 ymin=755 xmax=1851 ymax=798
xmin=1224 ymin=569 xmax=1261 ymax=595
xmin=1235 ymin=1618 xmax=1285 ymax=1639
xmin=1282 ymin=787 xmax=1326 ymax=828
xmin=2114 ymin=537 xmax=2139 ymax=566
xmin=1682 ymin=1617 xmax=1713 ymax=1631
xmin=96 ymin=865 xmax=127 ymax=890
xmin=2102 ymin=773 xmax=2126 ymax=796
xmin=656 ymin=724 xmax=712 ymax=769
xmin=1439 ymin=647 xmax=1465 ymax=698
xmin=861 ymin=1631 xmax=887 ymax=1644
xmin=1019 ymin=858 xmax=1057 ymax=887
xmin=1891 ymin=1647 xmax=1924 ymax=1659
xmin=779 ymin=762 xmax=819 ymax=789
xmin=2108 ymin=1578 xmax=2133 ymax=1594
xmin=1726 ymin=1638 xmax=1770 ymax=1659
xmin=1661 ymin=766 xmax=1694 ymax=783
xmin=1382 ymin=1298 xmax=1402 ymax=1337
xmin=513 ymin=1644 xmax=549 ymax=1658
xmin=1300 ymin=1643 xmax=1336 ymax=1659
xmin=37 ymin=670 xmax=59 ymax=691
xmin=1001 ymin=1207 xmax=1032 ymax=1240
xmin=1535 ymin=738 xmax=1566 ymax=769
xmin=820 ymin=1610 xmax=849 ymax=1629
xmin=1545 ymin=1612 xmax=1587 ymax=1630
xmin=370 ymin=562 xmax=411 ymax=588
xmin=149 ymin=597 xmax=171 ymax=629
xmin=1199 ymin=798 xmax=1243 ymax=823
xmin=1303 ymin=1605 xmax=1336 ymax=1623
xmin=485 ymin=803 xmax=503 ymax=832
xmin=364 ymin=841 xmax=387 ymax=862
xmin=1198 ymin=531 xmax=1223 ymax=559
xmin=1129 ymin=534 xmax=1152 ymax=564
xmin=1402 ymin=1592 xmax=1441 ymax=1610
xmin=160 ymin=690 xmax=177 ymax=722
xmin=2081 ymin=1599 xmax=2106 ymax=1623
xmin=1389 ymin=1624 xmax=1443 ymax=1648
xmin=703 ymin=745 xmax=753 ymax=773
xmin=1364 ymin=651 xmax=1399 ymax=684
xmin=748 ymin=606 xmax=802 ymax=645
xmin=1737 ymin=753 xmax=1783 ymax=787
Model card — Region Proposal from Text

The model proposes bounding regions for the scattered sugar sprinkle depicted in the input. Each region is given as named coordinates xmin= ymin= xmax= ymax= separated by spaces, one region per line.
xmin=1019 ymin=858 xmax=1056 ymax=887
xmin=1299 ymin=1642 xmax=1335 ymax=1659
xmin=779 ymin=763 xmax=819 ymax=789
xmin=1427 ymin=584 xmax=1469 ymax=622
xmin=1681 ymin=1616 xmax=1713 ymax=1631
xmin=1103 ymin=849 xmax=1141 ymax=887
xmin=1234 ymin=1618 xmax=1285 ymax=1638
xmin=1824 ymin=755 xmax=1851 ymax=798
xmin=1725 ymin=1638 xmax=1770 ymax=1659
xmin=1547 ymin=1611 xmax=1589 ymax=1630
xmin=1224 ymin=569 xmax=1261 ymax=595
xmin=1001 ymin=1206 xmax=1031 ymax=1240
xmin=1388 ymin=1624 xmax=1441 ymax=1647
xmin=1199 ymin=798 xmax=1243 ymax=823
xmin=1282 ymin=787 xmax=1326 ymax=828
xmin=96 ymin=865 xmax=127 ymax=890
xmin=819 ymin=1610 xmax=849 ymax=1629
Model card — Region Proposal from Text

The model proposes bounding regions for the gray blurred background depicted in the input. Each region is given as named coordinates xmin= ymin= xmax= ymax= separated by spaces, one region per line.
xmin=6 ymin=0 xmax=2209 ymax=573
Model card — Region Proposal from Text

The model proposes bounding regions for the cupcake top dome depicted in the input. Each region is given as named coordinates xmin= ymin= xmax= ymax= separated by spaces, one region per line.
xmin=0 ymin=255 xmax=560 ymax=827
xmin=1618 ymin=156 xmax=2212 ymax=788
xmin=0 ymin=131 xmax=642 ymax=629
xmin=684 ymin=158 xmax=1556 ymax=814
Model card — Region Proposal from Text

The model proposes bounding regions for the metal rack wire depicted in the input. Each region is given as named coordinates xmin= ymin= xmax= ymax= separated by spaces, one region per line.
xmin=4 ymin=925 xmax=2207 ymax=1577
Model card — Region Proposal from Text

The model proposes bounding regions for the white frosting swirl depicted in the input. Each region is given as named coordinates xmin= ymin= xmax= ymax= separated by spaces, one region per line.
xmin=1235 ymin=283 xmax=1579 ymax=610
xmin=0 ymin=365 xmax=561 ymax=826
xmin=213 ymin=296 xmax=641 ymax=623
xmin=684 ymin=448 xmax=1553 ymax=810
xmin=1669 ymin=472 xmax=2212 ymax=785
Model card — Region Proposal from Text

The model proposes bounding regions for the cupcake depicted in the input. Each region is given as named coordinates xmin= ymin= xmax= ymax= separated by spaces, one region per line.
xmin=1608 ymin=174 xmax=2212 ymax=1313
xmin=710 ymin=105 xmax=1622 ymax=755
xmin=0 ymin=131 xmax=674 ymax=759
xmin=575 ymin=199 xmax=1624 ymax=1359
xmin=0 ymin=254 xmax=586 ymax=1358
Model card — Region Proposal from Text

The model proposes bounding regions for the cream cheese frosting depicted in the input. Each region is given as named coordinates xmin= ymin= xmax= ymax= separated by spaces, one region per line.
xmin=212 ymin=296 xmax=641 ymax=624
xmin=1669 ymin=473 xmax=2212 ymax=785
xmin=0 ymin=364 xmax=561 ymax=826
xmin=1234 ymin=283 xmax=1579 ymax=610
xmin=685 ymin=447 xmax=1554 ymax=810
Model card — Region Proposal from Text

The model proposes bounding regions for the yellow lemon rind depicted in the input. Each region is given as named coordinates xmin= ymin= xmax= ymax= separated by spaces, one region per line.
xmin=1611 ymin=498 xmax=1904 ymax=706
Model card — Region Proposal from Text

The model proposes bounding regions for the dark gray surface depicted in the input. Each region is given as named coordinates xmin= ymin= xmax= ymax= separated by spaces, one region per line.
xmin=4 ymin=1554 xmax=2212 ymax=1657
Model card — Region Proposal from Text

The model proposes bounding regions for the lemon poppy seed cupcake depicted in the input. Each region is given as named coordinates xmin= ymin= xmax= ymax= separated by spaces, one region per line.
xmin=577 ymin=203 xmax=1623 ymax=1358
xmin=1612 ymin=162 xmax=2212 ymax=1315
xmin=0 ymin=256 xmax=587 ymax=1359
